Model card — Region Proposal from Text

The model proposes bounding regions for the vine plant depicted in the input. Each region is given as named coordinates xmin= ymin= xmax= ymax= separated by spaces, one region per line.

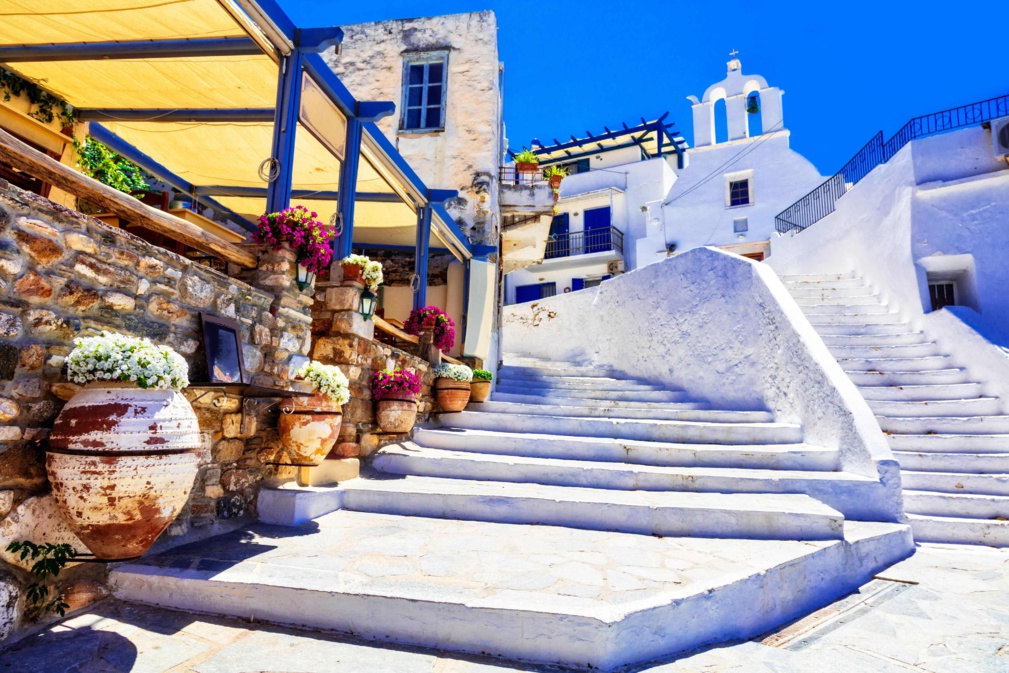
xmin=74 ymin=137 xmax=149 ymax=195
xmin=5 ymin=541 xmax=77 ymax=622
xmin=0 ymin=68 xmax=75 ymax=127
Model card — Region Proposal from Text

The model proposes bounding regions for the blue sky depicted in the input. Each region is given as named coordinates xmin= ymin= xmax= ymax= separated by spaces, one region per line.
xmin=281 ymin=1 xmax=1004 ymax=175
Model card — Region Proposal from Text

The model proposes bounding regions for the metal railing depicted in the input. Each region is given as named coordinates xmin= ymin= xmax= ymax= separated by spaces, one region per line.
xmin=776 ymin=93 xmax=1009 ymax=235
xmin=499 ymin=165 xmax=547 ymax=186
xmin=545 ymin=226 xmax=624 ymax=259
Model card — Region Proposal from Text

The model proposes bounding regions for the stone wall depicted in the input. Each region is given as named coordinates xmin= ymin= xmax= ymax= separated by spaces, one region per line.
xmin=0 ymin=183 xmax=313 ymax=643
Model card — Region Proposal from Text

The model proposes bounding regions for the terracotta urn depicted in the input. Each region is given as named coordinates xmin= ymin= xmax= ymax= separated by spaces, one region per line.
xmin=435 ymin=378 xmax=471 ymax=412
xmin=470 ymin=380 xmax=491 ymax=403
xmin=46 ymin=382 xmax=201 ymax=560
xmin=274 ymin=395 xmax=343 ymax=467
xmin=376 ymin=396 xmax=418 ymax=433
xmin=341 ymin=262 xmax=364 ymax=285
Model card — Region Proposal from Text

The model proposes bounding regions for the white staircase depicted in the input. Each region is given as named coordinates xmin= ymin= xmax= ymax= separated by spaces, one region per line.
xmin=781 ymin=270 xmax=1009 ymax=546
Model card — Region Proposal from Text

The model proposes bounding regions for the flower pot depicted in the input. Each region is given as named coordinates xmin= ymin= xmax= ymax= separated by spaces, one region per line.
xmin=376 ymin=397 xmax=418 ymax=433
xmin=548 ymin=175 xmax=563 ymax=189
xmin=470 ymin=380 xmax=491 ymax=403
xmin=435 ymin=378 xmax=471 ymax=412
xmin=515 ymin=162 xmax=539 ymax=174
xmin=341 ymin=262 xmax=364 ymax=285
xmin=277 ymin=411 xmax=343 ymax=467
xmin=46 ymin=381 xmax=201 ymax=560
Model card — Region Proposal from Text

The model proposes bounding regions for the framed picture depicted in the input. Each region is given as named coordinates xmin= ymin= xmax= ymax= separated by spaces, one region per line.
xmin=200 ymin=314 xmax=246 ymax=385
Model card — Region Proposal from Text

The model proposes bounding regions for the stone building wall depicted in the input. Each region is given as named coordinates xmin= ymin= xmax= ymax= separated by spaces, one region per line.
xmin=0 ymin=183 xmax=313 ymax=643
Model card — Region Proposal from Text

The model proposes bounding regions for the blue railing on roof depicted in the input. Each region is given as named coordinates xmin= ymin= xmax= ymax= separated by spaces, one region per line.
xmin=775 ymin=93 xmax=1009 ymax=235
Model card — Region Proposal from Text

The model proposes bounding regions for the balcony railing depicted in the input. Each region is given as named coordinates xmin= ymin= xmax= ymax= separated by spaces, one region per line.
xmin=545 ymin=226 xmax=623 ymax=259
xmin=499 ymin=165 xmax=547 ymax=186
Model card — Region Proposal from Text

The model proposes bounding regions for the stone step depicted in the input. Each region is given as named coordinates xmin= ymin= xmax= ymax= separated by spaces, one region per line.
xmin=899 ymin=470 xmax=1009 ymax=497
xmin=877 ymin=414 xmax=1009 ymax=435
xmin=494 ymin=376 xmax=667 ymax=392
xmin=413 ymin=427 xmax=840 ymax=471
xmin=338 ymin=475 xmax=845 ymax=541
xmin=907 ymin=513 xmax=1009 ymax=547
xmin=372 ymin=444 xmax=882 ymax=520
xmin=439 ymin=410 xmax=805 ymax=445
xmin=109 ymin=513 xmax=914 ymax=670
xmin=467 ymin=400 xmax=772 ymax=424
xmin=779 ymin=270 xmax=858 ymax=283
xmin=498 ymin=364 xmax=618 ymax=379
xmin=492 ymin=385 xmax=690 ymax=403
xmin=806 ymin=312 xmax=904 ymax=326
xmin=845 ymin=368 xmax=970 ymax=387
xmin=820 ymin=331 xmax=929 ymax=347
xmin=867 ymin=396 xmax=1002 ymax=418
xmin=837 ymin=354 xmax=955 ymax=373
xmin=791 ymin=292 xmax=881 ymax=305
xmin=800 ymin=302 xmax=891 ymax=315
xmin=903 ymin=489 xmax=1009 ymax=519
xmin=827 ymin=341 xmax=941 ymax=359
xmin=858 ymin=382 xmax=985 ymax=402
xmin=887 ymin=433 xmax=1009 ymax=453
xmin=813 ymin=322 xmax=915 ymax=336
xmin=489 ymin=391 xmax=705 ymax=409
xmin=894 ymin=451 xmax=1009 ymax=473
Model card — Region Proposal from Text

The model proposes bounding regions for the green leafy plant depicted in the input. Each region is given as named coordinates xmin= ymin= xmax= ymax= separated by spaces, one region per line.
xmin=5 ymin=541 xmax=77 ymax=621
xmin=472 ymin=369 xmax=493 ymax=382
xmin=513 ymin=149 xmax=539 ymax=165
xmin=543 ymin=165 xmax=568 ymax=179
xmin=74 ymin=137 xmax=148 ymax=195
xmin=0 ymin=68 xmax=76 ymax=127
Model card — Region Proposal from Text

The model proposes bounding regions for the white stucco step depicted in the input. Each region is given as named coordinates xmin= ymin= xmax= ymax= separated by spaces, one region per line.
xmin=858 ymin=382 xmax=985 ymax=402
xmin=806 ymin=312 xmax=903 ymax=326
xmin=903 ymin=489 xmax=1009 ymax=519
xmin=887 ymin=433 xmax=1009 ymax=453
xmin=498 ymin=364 xmax=619 ymax=379
xmin=492 ymin=385 xmax=690 ymax=403
xmin=467 ymin=401 xmax=772 ymax=424
xmin=827 ymin=341 xmax=941 ymax=359
xmin=813 ymin=322 xmax=915 ymax=336
xmin=494 ymin=376 xmax=668 ymax=392
xmin=791 ymin=292 xmax=881 ymax=305
xmin=338 ymin=475 xmax=845 ymax=541
xmin=907 ymin=513 xmax=1009 ymax=547
xmin=837 ymin=355 xmax=955 ymax=373
xmin=894 ymin=451 xmax=1009 ymax=473
xmin=899 ymin=470 xmax=1009 ymax=497
xmin=800 ymin=302 xmax=891 ymax=316
xmin=845 ymin=368 xmax=969 ymax=386
xmin=108 ymin=512 xmax=913 ymax=670
xmin=488 ymin=391 xmax=705 ymax=409
xmin=412 ymin=427 xmax=840 ymax=471
xmin=820 ymin=331 xmax=928 ymax=346
xmin=439 ymin=411 xmax=805 ymax=445
xmin=867 ymin=396 xmax=1002 ymax=417
xmin=877 ymin=414 xmax=1009 ymax=435
xmin=778 ymin=271 xmax=858 ymax=283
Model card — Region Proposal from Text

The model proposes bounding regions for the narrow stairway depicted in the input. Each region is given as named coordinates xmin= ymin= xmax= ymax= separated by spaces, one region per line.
xmin=780 ymin=270 xmax=1009 ymax=546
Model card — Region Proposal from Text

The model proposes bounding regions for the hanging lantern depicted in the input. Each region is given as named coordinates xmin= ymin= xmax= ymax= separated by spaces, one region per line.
xmin=746 ymin=96 xmax=760 ymax=115
xmin=295 ymin=261 xmax=315 ymax=291
xmin=359 ymin=288 xmax=377 ymax=321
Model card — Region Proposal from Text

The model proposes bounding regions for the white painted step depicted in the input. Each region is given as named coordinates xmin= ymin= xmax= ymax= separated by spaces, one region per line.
xmin=779 ymin=270 xmax=858 ymax=283
xmin=814 ymin=322 xmax=915 ymax=336
xmin=338 ymin=474 xmax=845 ymax=541
xmin=867 ymin=396 xmax=1002 ymax=418
xmin=837 ymin=355 xmax=955 ymax=373
xmin=800 ymin=302 xmax=891 ymax=316
xmin=788 ymin=286 xmax=876 ymax=300
xmin=489 ymin=391 xmax=705 ymax=409
xmin=792 ymin=293 xmax=881 ymax=306
xmin=903 ymin=489 xmax=1009 ymax=519
xmin=440 ymin=410 xmax=804 ymax=445
xmin=821 ymin=331 xmax=929 ymax=347
xmin=413 ymin=427 xmax=840 ymax=471
xmin=878 ymin=414 xmax=1009 ymax=435
xmin=894 ymin=451 xmax=1009 ymax=473
xmin=858 ymin=382 xmax=985 ymax=402
xmin=828 ymin=341 xmax=940 ymax=359
xmin=492 ymin=385 xmax=690 ymax=403
xmin=469 ymin=400 xmax=772 ymax=424
xmin=899 ymin=470 xmax=1009 ymax=497
xmin=494 ymin=376 xmax=667 ymax=392
xmin=887 ymin=433 xmax=1009 ymax=453
xmin=806 ymin=311 xmax=903 ymax=326
xmin=499 ymin=364 xmax=617 ymax=379
xmin=908 ymin=513 xmax=1009 ymax=547
xmin=845 ymin=368 xmax=969 ymax=386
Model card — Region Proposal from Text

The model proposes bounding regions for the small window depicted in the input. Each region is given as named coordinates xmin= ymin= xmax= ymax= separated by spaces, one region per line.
xmin=401 ymin=52 xmax=447 ymax=132
xmin=729 ymin=179 xmax=751 ymax=207
xmin=929 ymin=282 xmax=956 ymax=311
xmin=733 ymin=217 xmax=749 ymax=233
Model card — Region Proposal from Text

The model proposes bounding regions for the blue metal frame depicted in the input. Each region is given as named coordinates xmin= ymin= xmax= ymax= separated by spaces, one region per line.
xmin=414 ymin=205 xmax=433 ymax=310
xmin=265 ymin=49 xmax=305 ymax=214
xmin=354 ymin=242 xmax=451 ymax=254
xmin=77 ymin=109 xmax=275 ymax=123
xmin=524 ymin=113 xmax=688 ymax=169
xmin=332 ymin=116 xmax=362 ymax=260
xmin=194 ymin=186 xmax=402 ymax=202
xmin=0 ymin=37 xmax=260 ymax=62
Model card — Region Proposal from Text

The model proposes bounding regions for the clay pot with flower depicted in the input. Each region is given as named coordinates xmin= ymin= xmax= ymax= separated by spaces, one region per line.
xmin=275 ymin=361 xmax=350 ymax=467
xmin=254 ymin=205 xmax=335 ymax=291
xmin=372 ymin=368 xmax=423 ymax=433
xmin=433 ymin=363 xmax=473 ymax=412
xmin=404 ymin=306 xmax=456 ymax=353
xmin=470 ymin=368 xmax=493 ymax=403
xmin=340 ymin=253 xmax=383 ymax=292
xmin=513 ymin=149 xmax=540 ymax=178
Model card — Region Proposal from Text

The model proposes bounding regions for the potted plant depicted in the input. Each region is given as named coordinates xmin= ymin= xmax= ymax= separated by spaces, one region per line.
xmin=404 ymin=306 xmax=455 ymax=352
xmin=543 ymin=164 xmax=568 ymax=189
xmin=372 ymin=368 xmax=423 ymax=433
xmin=253 ymin=205 xmax=335 ymax=291
xmin=275 ymin=361 xmax=350 ymax=467
xmin=340 ymin=253 xmax=383 ymax=291
xmin=470 ymin=369 xmax=493 ymax=403
xmin=47 ymin=332 xmax=199 ymax=560
xmin=513 ymin=149 xmax=540 ymax=176
xmin=432 ymin=363 xmax=472 ymax=412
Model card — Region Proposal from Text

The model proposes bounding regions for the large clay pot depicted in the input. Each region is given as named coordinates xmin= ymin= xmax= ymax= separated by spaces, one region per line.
xmin=274 ymin=395 xmax=343 ymax=467
xmin=47 ymin=382 xmax=201 ymax=561
xmin=341 ymin=262 xmax=363 ymax=285
xmin=435 ymin=378 xmax=471 ymax=412
xmin=376 ymin=397 xmax=417 ymax=433
xmin=470 ymin=380 xmax=491 ymax=403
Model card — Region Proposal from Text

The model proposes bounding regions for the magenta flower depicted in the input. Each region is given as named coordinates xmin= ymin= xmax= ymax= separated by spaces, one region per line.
xmin=403 ymin=306 xmax=456 ymax=352
xmin=371 ymin=369 xmax=423 ymax=401
xmin=253 ymin=205 xmax=335 ymax=274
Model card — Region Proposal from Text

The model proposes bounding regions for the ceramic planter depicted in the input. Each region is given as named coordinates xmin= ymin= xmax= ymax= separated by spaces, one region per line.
xmin=342 ymin=262 xmax=364 ymax=285
xmin=46 ymin=381 xmax=201 ymax=560
xmin=515 ymin=161 xmax=539 ymax=174
xmin=376 ymin=396 xmax=418 ymax=433
xmin=470 ymin=380 xmax=491 ymax=403
xmin=435 ymin=378 xmax=471 ymax=412
xmin=275 ymin=395 xmax=343 ymax=467
xmin=548 ymin=175 xmax=563 ymax=189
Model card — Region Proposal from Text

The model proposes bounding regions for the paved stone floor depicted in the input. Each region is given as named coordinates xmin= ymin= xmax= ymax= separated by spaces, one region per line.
xmin=2 ymin=543 xmax=1007 ymax=672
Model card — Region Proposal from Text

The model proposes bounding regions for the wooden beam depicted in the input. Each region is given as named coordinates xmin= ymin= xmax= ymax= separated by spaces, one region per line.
xmin=0 ymin=127 xmax=257 ymax=268
xmin=373 ymin=315 xmax=419 ymax=345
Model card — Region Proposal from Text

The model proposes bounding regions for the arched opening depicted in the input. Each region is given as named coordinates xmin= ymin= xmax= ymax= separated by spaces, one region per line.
xmin=746 ymin=91 xmax=762 ymax=138
xmin=713 ymin=97 xmax=728 ymax=144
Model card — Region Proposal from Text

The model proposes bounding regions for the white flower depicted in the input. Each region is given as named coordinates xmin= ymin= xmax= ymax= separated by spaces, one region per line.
xmin=66 ymin=331 xmax=189 ymax=390
xmin=341 ymin=254 xmax=383 ymax=292
xmin=432 ymin=363 xmax=473 ymax=382
xmin=296 ymin=360 xmax=351 ymax=405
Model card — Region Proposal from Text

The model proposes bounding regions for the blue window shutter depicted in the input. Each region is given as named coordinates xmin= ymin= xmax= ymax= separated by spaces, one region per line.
xmin=515 ymin=284 xmax=541 ymax=304
xmin=602 ymin=275 xmax=611 ymax=281
xmin=572 ymin=278 xmax=584 ymax=291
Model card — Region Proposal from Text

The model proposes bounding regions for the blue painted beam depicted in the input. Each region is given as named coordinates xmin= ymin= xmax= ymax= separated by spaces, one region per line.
xmin=353 ymin=243 xmax=451 ymax=254
xmin=77 ymin=109 xmax=274 ymax=123
xmin=431 ymin=203 xmax=473 ymax=260
xmin=426 ymin=189 xmax=459 ymax=205
xmin=356 ymin=101 xmax=396 ymax=122
xmin=302 ymin=53 xmax=359 ymax=118
xmin=265 ymin=49 xmax=305 ymax=214
xmin=296 ymin=26 xmax=344 ymax=52
xmin=332 ymin=117 xmax=363 ymax=260
xmin=413 ymin=205 xmax=432 ymax=310
xmin=194 ymin=186 xmax=403 ymax=202
xmin=0 ymin=38 xmax=260 ymax=62
xmin=361 ymin=121 xmax=428 ymax=197
xmin=471 ymin=244 xmax=498 ymax=259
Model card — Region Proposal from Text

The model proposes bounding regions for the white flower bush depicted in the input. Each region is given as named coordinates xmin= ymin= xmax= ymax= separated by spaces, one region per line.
xmin=67 ymin=331 xmax=189 ymax=390
xmin=341 ymin=254 xmax=383 ymax=292
xmin=432 ymin=363 xmax=473 ymax=382
xmin=296 ymin=360 xmax=350 ymax=405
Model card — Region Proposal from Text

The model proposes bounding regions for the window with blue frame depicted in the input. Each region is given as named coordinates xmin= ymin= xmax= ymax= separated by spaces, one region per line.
xmin=401 ymin=52 xmax=448 ymax=132
xmin=583 ymin=207 xmax=612 ymax=253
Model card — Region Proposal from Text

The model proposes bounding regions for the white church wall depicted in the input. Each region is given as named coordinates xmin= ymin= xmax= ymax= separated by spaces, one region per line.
xmin=501 ymin=247 xmax=902 ymax=522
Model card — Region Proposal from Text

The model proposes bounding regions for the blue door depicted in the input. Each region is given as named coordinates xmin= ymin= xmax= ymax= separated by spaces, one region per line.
xmin=515 ymin=283 xmax=556 ymax=304
xmin=545 ymin=213 xmax=569 ymax=259
xmin=583 ymin=207 xmax=612 ymax=253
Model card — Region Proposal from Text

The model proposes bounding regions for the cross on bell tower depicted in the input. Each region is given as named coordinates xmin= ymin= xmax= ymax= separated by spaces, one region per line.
xmin=727 ymin=49 xmax=741 ymax=74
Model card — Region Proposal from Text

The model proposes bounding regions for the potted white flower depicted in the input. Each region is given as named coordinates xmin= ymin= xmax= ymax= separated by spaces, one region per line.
xmin=341 ymin=253 xmax=383 ymax=292
xmin=276 ymin=361 xmax=351 ymax=467
xmin=47 ymin=332 xmax=199 ymax=560
xmin=432 ymin=363 xmax=473 ymax=412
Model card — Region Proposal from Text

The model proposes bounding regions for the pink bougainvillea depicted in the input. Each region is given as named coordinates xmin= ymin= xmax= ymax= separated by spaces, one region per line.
xmin=253 ymin=205 xmax=335 ymax=273
xmin=371 ymin=369 xmax=423 ymax=401
xmin=403 ymin=306 xmax=456 ymax=352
